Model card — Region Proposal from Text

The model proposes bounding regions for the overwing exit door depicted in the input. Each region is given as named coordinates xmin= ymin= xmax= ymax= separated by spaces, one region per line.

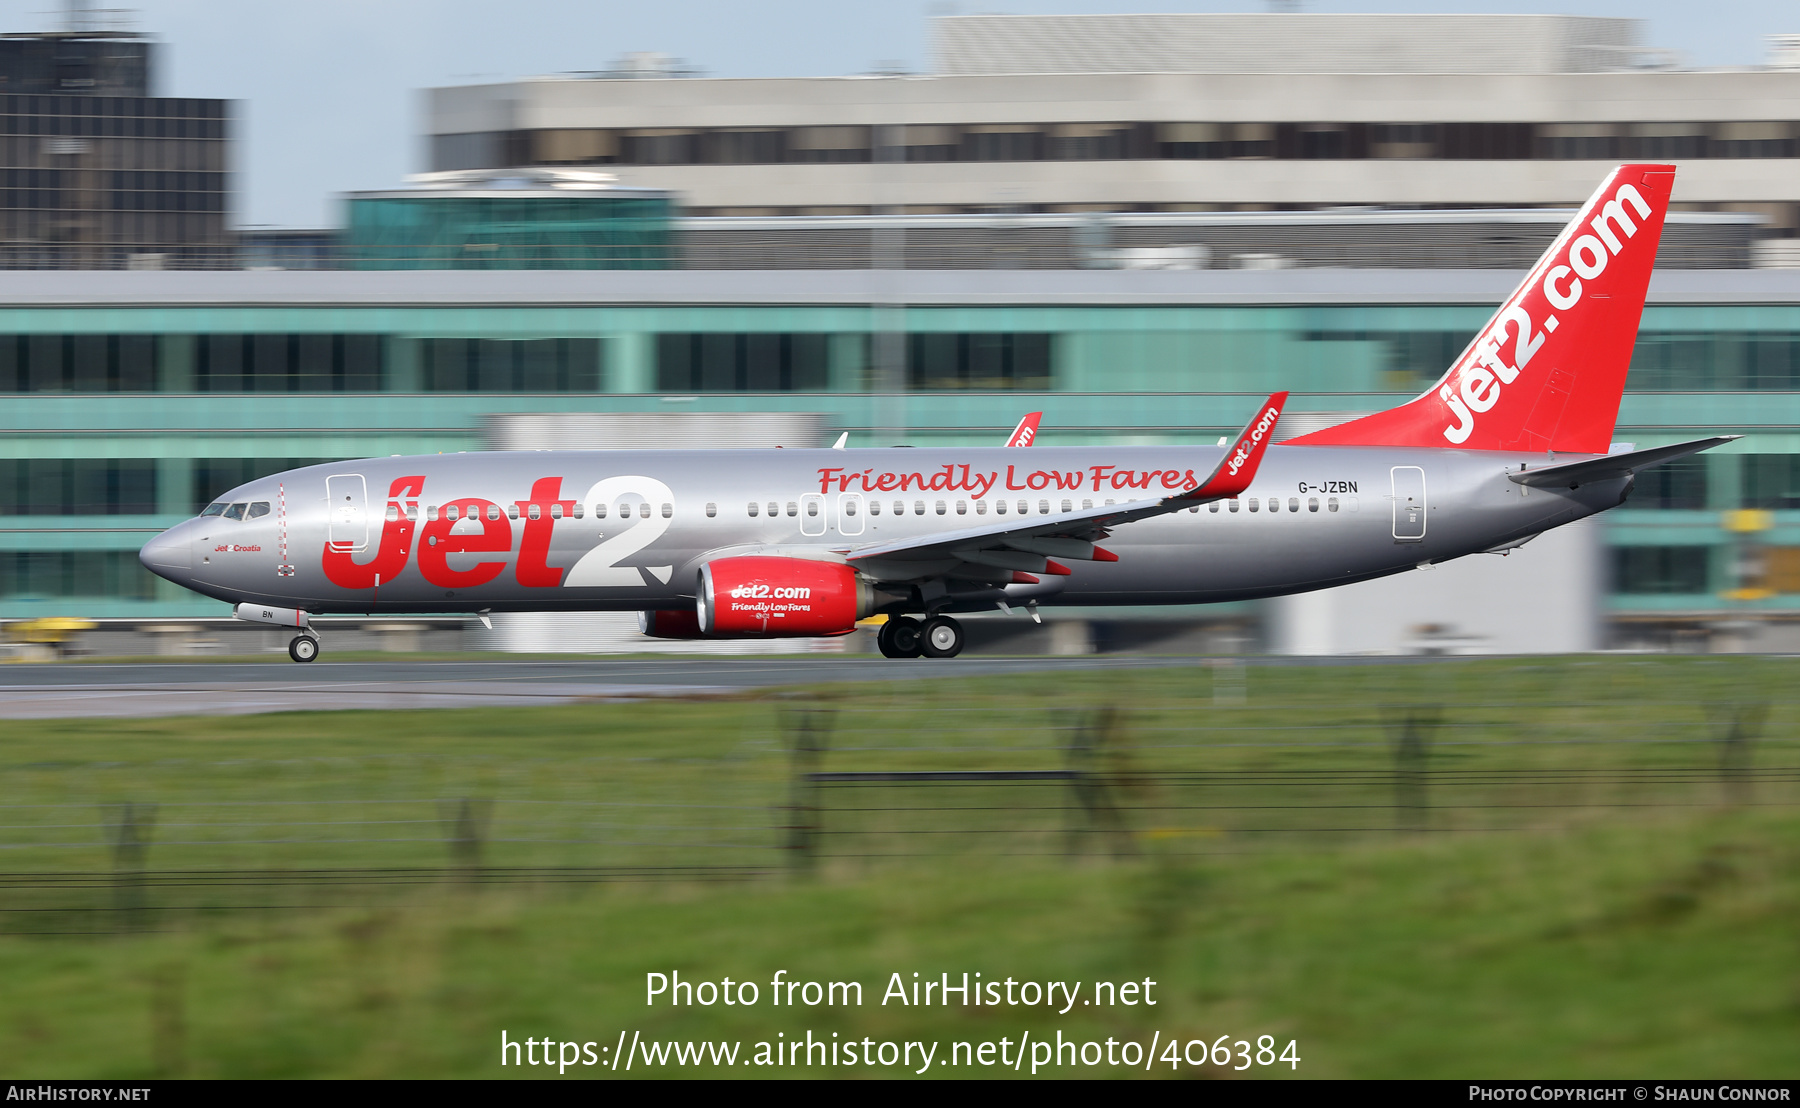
xmin=1391 ymin=466 xmax=1426 ymax=541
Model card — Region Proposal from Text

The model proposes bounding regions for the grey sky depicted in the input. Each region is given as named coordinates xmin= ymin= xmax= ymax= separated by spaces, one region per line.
xmin=4 ymin=1 xmax=1791 ymax=228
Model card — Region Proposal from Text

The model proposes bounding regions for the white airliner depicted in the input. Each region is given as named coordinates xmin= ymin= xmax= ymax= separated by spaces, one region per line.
xmin=141 ymin=164 xmax=1727 ymax=662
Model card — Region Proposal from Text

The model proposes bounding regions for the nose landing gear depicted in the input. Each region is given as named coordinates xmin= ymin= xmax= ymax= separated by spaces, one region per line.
xmin=288 ymin=634 xmax=320 ymax=663
xmin=876 ymin=614 xmax=965 ymax=659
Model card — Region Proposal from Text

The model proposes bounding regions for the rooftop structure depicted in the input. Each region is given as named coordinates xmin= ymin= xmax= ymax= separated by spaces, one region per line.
xmin=934 ymin=13 xmax=1654 ymax=76
xmin=0 ymin=31 xmax=152 ymax=96
xmin=344 ymin=168 xmax=673 ymax=270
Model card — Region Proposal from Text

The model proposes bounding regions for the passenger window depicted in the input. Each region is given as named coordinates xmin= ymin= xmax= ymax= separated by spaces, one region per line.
xmin=1289 ymin=498 xmax=1299 ymax=513
xmin=1228 ymin=499 xmax=1239 ymax=513
xmin=200 ymin=502 xmax=226 ymax=517
xmin=594 ymin=502 xmax=607 ymax=519
xmin=768 ymin=502 xmax=779 ymax=517
xmin=248 ymin=502 xmax=271 ymax=519
xmin=223 ymin=502 xmax=247 ymax=520
xmin=935 ymin=501 xmax=946 ymax=515
xmin=1248 ymin=499 xmax=1259 ymax=513
xmin=528 ymin=504 xmax=542 ymax=521
xmin=446 ymin=505 xmax=460 ymax=521
xmin=1082 ymin=499 xmax=1093 ymax=510
xmin=955 ymin=500 xmax=966 ymax=515
xmin=551 ymin=504 xmax=564 ymax=520
xmin=706 ymin=502 xmax=717 ymax=518
xmin=573 ymin=504 xmax=583 ymax=518
xmin=1105 ymin=499 xmax=1116 ymax=506
xmin=996 ymin=500 xmax=1008 ymax=515
xmin=891 ymin=501 xmax=903 ymax=516
xmin=641 ymin=503 xmax=654 ymax=519
xmin=385 ymin=504 xmax=399 ymax=522
xmin=1188 ymin=505 xmax=1199 ymax=513
xmin=1017 ymin=500 xmax=1028 ymax=515
xmin=1061 ymin=499 xmax=1072 ymax=513
xmin=662 ymin=503 xmax=674 ymax=518
xmin=1309 ymin=497 xmax=1319 ymax=512
xmin=786 ymin=502 xmax=798 ymax=517
xmin=868 ymin=501 xmax=880 ymax=516
xmin=1328 ymin=497 xmax=1339 ymax=512
xmin=426 ymin=505 xmax=439 ymax=521
xmin=914 ymin=501 xmax=925 ymax=515
xmin=748 ymin=502 xmax=759 ymax=517
xmin=976 ymin=500 xmax=987 ymax=515
xmin=405 ymin=505 xmax=417 ymax=521
xmin=487 ymin=505 xmax=501 ymax=521
xmin=508 ymin=504 xmax=520 ymax=520
xmin=844 ymin=499 xmax=857 ymax=516
xmin=1209 ymin=501 xmax=1220 ymax=513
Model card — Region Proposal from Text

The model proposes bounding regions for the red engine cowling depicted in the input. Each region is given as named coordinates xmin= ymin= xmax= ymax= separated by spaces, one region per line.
xmin=639 ymin=609 xmax=704 ymax=639
xmin=698 ymin=556 xmax=871 ymax=637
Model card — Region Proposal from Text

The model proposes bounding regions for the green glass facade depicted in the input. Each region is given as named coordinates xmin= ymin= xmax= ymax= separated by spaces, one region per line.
xmin=3 ymin=282 xmax=1797 ymax=619
xmin=343 ymin=193 xmax=675 ymax=270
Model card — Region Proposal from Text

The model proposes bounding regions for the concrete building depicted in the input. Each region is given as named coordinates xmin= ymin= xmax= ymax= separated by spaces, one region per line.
xmin=425 ymin=13 xmax=1800 ymax=237
xmin=0 ymin=23 xmax=231 ymax=270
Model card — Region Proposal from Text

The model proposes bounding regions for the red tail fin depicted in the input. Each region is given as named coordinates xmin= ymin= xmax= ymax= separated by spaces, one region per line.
xmin=1005 ymin=412 xmax=1042 ymax=447
xmin=1287 ymin=164 xmax=1674 ymax=454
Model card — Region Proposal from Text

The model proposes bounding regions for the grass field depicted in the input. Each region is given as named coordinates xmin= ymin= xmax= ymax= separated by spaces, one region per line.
xmin=0 ymin=656 xmax=1796 ymax=1078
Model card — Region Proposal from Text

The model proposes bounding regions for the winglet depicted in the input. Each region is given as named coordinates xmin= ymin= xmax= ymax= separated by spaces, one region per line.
xmin=831 ymin=432 xmax=848 ymax=450
xmin=1005 ymin=412 xmax=1043 ymax=448
xmin=1181 ymin=392 xmax=1289 ymax=502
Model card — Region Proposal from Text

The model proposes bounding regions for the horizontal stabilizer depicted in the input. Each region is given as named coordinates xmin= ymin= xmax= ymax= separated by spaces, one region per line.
xmin=1509 ymin=436 xmax=1738 ymax=489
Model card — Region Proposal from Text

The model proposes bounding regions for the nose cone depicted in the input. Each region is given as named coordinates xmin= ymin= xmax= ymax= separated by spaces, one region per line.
xmin=139 ymin=522 xmax=192 ymax=578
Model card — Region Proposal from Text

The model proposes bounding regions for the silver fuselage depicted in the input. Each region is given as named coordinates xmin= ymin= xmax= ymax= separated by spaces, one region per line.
xmin=139 ymin=444 xmax=1626 ymax=615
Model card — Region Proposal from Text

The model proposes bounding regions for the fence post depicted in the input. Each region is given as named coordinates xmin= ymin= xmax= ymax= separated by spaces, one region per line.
xmin=1385 ymin=708 xmax=1440 ymax=833
xmin=780 ymin=703 xmax=834 ymax=870
xmin=1063 ymin=706 xmax=1132 ymax=856
xmin=106 ymin=802 xmax=157 ymax=932
xmin=442 ymin=798 xmax=493 ymax=882
xmin=1708 ymin=701 xmax=1766 ymax=806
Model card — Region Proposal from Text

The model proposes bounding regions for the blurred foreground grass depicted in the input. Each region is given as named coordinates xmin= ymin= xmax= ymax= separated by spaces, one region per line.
xmin=0 ymin=655 xmax=1796 ymax=1078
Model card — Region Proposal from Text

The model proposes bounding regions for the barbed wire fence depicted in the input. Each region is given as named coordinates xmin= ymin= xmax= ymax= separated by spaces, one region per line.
xmin=0 ymin=689 xmax=1794 ymax=934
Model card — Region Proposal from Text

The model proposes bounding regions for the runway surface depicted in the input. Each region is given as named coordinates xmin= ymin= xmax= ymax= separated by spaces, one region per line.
xmin=0 ymin=655 xmax=1210 ymax=719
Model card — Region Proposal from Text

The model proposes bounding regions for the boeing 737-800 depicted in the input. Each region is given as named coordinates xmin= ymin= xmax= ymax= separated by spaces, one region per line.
xmin=140 ymin=164 xmax=1728 ymax=662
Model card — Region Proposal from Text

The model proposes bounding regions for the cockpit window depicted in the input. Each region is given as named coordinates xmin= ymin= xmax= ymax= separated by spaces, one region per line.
xmin=247 ymin=502 xmax=271 ymax=519
xmin=223 ymin=502 xmax=247 ymax=521
xmin=200 ymin=502 xmax=226 ymax=517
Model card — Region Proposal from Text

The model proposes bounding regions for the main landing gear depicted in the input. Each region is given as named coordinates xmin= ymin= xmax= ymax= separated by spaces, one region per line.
xmin=877 ymin=615 xmax=965 ymax=659
xmin=288 ymin=633 xmax=320 ymax=663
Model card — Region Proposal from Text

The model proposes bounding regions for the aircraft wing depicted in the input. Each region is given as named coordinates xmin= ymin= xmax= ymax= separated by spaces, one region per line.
xmin=847 ymin=393 xmax=1288 ymax=579
xmin=1509 ymin=436 xmax=1738 ymax=489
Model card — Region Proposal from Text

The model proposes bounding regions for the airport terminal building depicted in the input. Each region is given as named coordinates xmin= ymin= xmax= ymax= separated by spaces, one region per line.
xmin=6 ymin=261 xmax=1800 ymax=652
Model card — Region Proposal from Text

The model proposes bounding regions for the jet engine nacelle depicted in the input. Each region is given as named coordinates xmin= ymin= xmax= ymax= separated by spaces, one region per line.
xmin=698 ymin=556 xmax=872 ymax=637
xmin=639 ymin=609 xmax=704 ymax=639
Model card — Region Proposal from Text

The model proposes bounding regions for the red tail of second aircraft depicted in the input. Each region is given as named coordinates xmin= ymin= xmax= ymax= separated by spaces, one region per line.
xmin=1287 ymin=164 xmax=1674 ymax=455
